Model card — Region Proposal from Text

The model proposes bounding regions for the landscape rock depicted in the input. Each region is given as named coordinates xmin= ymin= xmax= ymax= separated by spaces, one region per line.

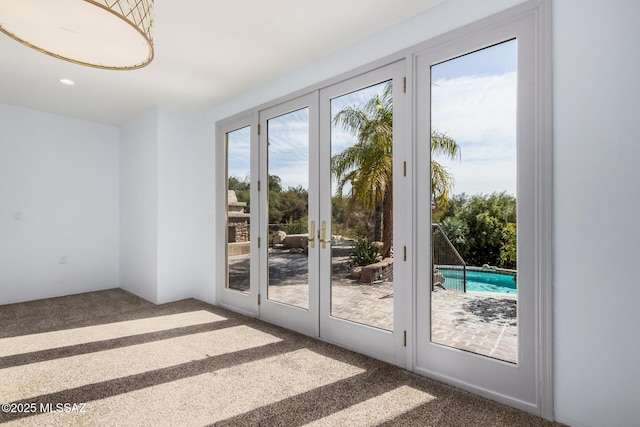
xmin=350 ymin=267 xmax=362 ymax=280
xmin=273 ymin=230 xmax=287 ymax=245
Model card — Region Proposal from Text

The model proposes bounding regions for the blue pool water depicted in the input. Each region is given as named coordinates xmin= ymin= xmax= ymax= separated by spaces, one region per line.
xmin=439 ymin=269 xmax=517 ymax=294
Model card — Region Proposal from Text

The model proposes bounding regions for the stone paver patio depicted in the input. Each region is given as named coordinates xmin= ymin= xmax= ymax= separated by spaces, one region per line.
xmin=228 ymin=251 xmax=517 ymax=363
xmin=431 ymin=289 xmax=517 ymax=363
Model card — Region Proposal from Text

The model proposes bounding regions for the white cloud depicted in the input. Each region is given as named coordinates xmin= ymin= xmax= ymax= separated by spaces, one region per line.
xmin=228 ymin=74 xmax=517 ymax=196
xmin=268 ymin=110 xmax=310 ymax=189
xmin=432 ymin=72 xmax=517 ymax=195
xmin=227 ymin=127 xmax=251 ymax=180
xmin=439 ymin=157 xmax=516 ymax=196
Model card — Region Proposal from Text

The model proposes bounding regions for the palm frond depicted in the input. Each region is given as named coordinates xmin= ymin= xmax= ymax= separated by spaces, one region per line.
xmin=431 ymin=160 xmax=454 ymax=208
xmin=431 ymin=129 xmax=460 ymax=160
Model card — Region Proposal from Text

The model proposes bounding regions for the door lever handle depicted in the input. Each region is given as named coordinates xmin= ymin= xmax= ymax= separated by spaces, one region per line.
xmin=308 ymin=221 xmax=315 ymax=248
xmin=319 ymin=220 xmax=331 ymax=248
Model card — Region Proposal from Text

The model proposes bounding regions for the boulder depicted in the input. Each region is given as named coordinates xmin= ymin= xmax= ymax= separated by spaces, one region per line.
xmin=284 ymin=234 xmax=307 ymax=249
xmin=273 ymin=230 xmax=287 ymax=245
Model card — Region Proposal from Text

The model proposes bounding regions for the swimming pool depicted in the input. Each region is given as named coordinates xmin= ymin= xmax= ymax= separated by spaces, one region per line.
xmin=439 ymin=268 xmax=517 ymax=294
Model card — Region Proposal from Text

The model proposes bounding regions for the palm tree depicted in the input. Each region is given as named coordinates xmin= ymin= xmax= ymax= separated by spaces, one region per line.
xmin=332 ymin=82 xmax=459 ymax=257
xmin=332 ymin=83 xmax=393 ymax=256
xmin=431 ymin=129 xmax=460 ymax=208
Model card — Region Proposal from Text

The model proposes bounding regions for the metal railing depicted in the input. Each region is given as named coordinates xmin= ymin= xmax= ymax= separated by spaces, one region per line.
xmin=432 ymin=224 xmax=466 ymax=292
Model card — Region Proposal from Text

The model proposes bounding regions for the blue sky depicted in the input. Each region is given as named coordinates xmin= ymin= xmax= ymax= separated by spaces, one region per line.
xmin=431 ymin=39 xmax=517 ymax=196
xmin=228 ymin=83 xmax=386 ymax=191
xmin=267 ymin=107 xmax=310 ymax=189
xmin=265 ymin=83 xmax=387 ymax=192
xmin=228 ymin=39 xmax=518 ymax=197
xmin=431 ymin=39 xmax=516 ymax=80
xmin=227 ymin=126 xmax=250 ymax=182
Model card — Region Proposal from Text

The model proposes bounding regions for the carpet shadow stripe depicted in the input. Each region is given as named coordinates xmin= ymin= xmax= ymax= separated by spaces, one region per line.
xmin=0 ymin=319 xmax=236 ymax=369
xmin=0 ymin=339 xmax=306 ymax=423
xmin=211 ymin=368 xmax=407 ymax=427
xmin=0 ymin=296 xmax=216 ymax=338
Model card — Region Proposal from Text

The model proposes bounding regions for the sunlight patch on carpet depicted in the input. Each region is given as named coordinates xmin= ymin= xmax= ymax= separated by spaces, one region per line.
xmin=304 ymin=385 xmax=435 ymax=426
xmin=0 ymin=311 xmax=226 ymax=358
xmin=0 ymin=325 xmax=280 ymax=402
xmin=10 ymin=349 xmax=365 ymax=426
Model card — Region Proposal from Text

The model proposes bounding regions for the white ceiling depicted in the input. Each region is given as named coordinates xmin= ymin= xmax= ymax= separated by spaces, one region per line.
xmin=0 ymin=1 xmax=446 ymax=126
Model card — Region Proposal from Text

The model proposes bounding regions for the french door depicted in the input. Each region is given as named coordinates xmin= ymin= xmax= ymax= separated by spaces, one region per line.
xmin=220 ymin=62 xmax=407 ymax=365
xmin=318 ymin=62 xmax=408 ymax=365
xmin=414 ymin=12 xmax=545 ymax=414
xmin=218 ymin=1 xmax=549 ymax=417
xmin=257 ymin=93 xmax=320 ymax=337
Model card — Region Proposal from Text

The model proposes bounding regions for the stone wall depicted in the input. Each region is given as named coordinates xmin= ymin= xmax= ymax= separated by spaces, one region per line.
xmin=228 ymin=217 xmax=249 ymax=243
xmin=360 ymin=258 xmax=394 ymax=283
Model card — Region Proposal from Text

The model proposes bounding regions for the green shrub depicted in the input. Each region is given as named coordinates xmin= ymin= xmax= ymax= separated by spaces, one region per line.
xmin=437 ymin=192 xmax=517 ymax=268
xmin=282 ymin=217 xmax=308 ymax=235
xmin=350 ymin=237 xmax=380 ymax=266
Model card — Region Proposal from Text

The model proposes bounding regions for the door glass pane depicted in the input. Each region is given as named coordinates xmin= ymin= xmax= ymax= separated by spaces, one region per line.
xmin=330 ymin=81 xmax=394 ymax=331
xmin=267 ymin=108 xmax=310 ymax=309
xmin=430 ymin=40 xmax=518 ymax=363
xmin=226 ymin=126 xmax=251 ymax=293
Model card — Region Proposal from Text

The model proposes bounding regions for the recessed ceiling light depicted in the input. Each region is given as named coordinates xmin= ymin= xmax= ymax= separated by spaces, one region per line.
xmin=60 ymin=78 xmax=75 ymax=86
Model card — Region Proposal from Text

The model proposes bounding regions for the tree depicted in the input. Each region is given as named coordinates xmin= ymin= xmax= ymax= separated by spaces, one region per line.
xmin=332 ymin=82 xmax=394 ymax=256
xmin=440 ymin=216 xmax=469 ymax=253
xmin=500 ymin=222 xmax=517 ymax=269
xmin=332 ymin=81 xmax=460 ymax=257
xmin=228 ymin=176 xmax=250 ymax=211
xmin=280 ymin=186 xmax=308 ymax=223
xmin=431 ymin=130 xmax=460 ymax=209
xmin=264 ymin=175 xmax=309 ymax=229
xmin=438 ymin=192 xmax=517 ymax=268
xmin=267 ymin=175 xmax=283 ymax=223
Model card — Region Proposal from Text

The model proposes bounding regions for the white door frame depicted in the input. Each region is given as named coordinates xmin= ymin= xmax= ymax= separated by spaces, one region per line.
xmin=214 ymin=0 xmax=552 ymax=418
xmin=216 ymin=113 xmax=259 ymax=317
xmin=412 ymin=2 xmax=552 ymax=417
xmin=318 ymin=61 xmax=409 ymax=367
xmin=257 ymin=92 xmax=320 ymax=337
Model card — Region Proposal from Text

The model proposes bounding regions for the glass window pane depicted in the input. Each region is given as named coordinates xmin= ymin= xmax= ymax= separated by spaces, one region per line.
xmin=430 ymin=40 xmax=518 ymax=363
xmin=226 ymin=126 xmax=251 ymax=294
xmin=330 ymin=80 xmax=394 ymax=331
xmin=267 ymin=108 xmax=310 ymax=309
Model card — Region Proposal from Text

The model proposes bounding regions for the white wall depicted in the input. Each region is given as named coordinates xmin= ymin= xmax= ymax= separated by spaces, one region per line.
xmin=190 ymin=112 xmax=217 ymax=304
xmin=552 ymin=1 xmax=640 ymax=426
xmin=0 ymin=103 xmax=119 ymax=304
xmin=156 ymin=108 xmax=198 ymax=303
xmin=119 ymin=108 xmax=200 ymax=304
xmin=119 ymin=109 xmax=158 ymax=303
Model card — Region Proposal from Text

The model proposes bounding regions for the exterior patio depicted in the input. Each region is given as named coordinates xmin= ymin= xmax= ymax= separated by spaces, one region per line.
xmin=228 ymin=252 xmax=517 ymax=363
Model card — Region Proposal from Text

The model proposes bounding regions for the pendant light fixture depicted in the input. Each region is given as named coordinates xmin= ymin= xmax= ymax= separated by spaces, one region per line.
xmin=0 ymin=0 xmax=154 ymax=70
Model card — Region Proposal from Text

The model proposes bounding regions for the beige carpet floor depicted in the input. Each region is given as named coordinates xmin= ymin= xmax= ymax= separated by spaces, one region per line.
xmin=0 ymin=289 xmax=561 ymax=426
